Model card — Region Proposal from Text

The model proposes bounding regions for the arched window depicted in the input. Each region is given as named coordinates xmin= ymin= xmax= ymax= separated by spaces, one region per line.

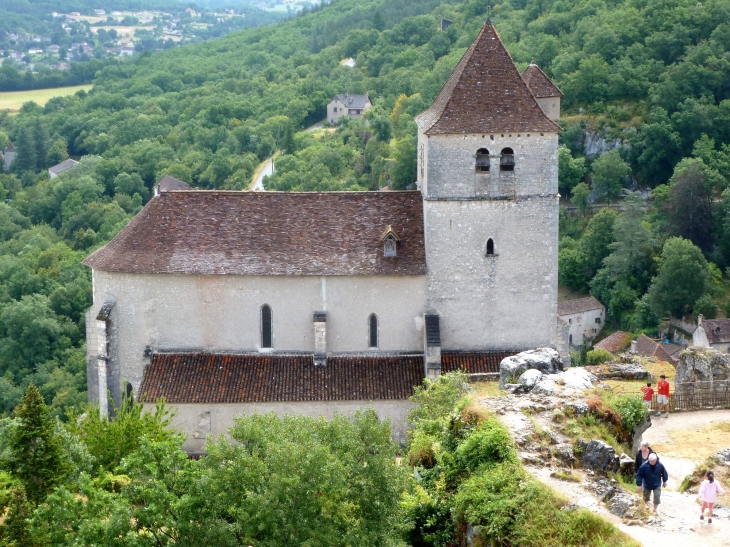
xmin=369 ymin=314 xmax=378 ymax=348
xmin=569 ymin=334 xmax=573 ymax=345
xmin=384 ymin=237 xmax=396 ymax=257
xmin=486 ymin=238 xmax=495 ymax=256
xmin=500 ymin=148 xmax=515 ymax=171
xmin=261 ymin=305 xmax=273 ymax=348
xmin=475 ymin=148 xmax=490 ymax=172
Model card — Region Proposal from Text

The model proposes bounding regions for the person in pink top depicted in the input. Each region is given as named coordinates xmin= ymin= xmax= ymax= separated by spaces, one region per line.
xmin=697 ymin=470 xmax=725 ymax=523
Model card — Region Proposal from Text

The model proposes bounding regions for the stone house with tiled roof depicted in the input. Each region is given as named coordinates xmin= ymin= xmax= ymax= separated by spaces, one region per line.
xmin=83 ymin=20 xmax=559 ymax=451
xmin=557 ymin=296 xmax=605 ymax=348
xmin=693 ymin=315 xmax=730 ymax=353
xmin=594 ymin=331 xmax=632 ymax=353
xmin=631 ymin=334 xmax=678 ymax=365
xmin=327 ymin=93 xmax=372 ymax=125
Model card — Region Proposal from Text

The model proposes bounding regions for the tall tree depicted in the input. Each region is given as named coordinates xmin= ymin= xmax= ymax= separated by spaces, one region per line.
xmin=591 ymin=150 xmax=631 ymax=203
xmin=32 ymin=119 xmax=50 ymax=171
xmin=647 ymin=237 xmax=711 ymax=318
xmin=559 ymin=145 xmax=586 ymax=195
xmin=12 ymin=125 xmax=36 ymax=174
xmin=663 ymin=158 xmax=714 ymax=252
xmin=1 ymin=384 xmax=70 ymax=504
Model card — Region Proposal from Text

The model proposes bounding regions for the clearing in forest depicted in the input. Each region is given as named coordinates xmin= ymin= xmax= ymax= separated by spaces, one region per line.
xmin=0 ymin=85 xmax=93 ymax=113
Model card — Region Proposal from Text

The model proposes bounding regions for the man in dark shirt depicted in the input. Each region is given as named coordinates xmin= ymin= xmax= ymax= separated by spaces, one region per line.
xmin=636 ymin=453 xmax=669 ymax=513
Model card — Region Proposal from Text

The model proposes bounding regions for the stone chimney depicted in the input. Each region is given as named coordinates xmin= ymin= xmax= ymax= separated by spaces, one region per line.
xmin=313 ymin=311 xmax=327 ymax=366
xmin=424 ymin=314 xmax=442 ymax=379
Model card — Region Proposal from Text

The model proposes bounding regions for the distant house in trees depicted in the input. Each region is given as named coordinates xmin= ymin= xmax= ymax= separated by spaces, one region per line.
xmin=594 ymin=331 xmax=632 ymax=353
xmin=557 ymin=296 xmax=605 ymax=348
xmin=693 ymin=315 xmax=730 ymax=353
xmin=521 ymin=63 xmax=562 ymax=121
xmin=327 ymin=94 xmax=372 ymax=125
xmin=48 ymin=158 xmax=79 ymax=178
xmin=2 ymin=142 xmax=16 ymax=171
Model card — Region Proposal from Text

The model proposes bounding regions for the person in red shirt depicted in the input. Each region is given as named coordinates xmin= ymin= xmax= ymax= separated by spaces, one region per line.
xmin=657 ymin=374 xmax=671 ymax=418
xmin=641 ymin=382 xmax=654 ymax=409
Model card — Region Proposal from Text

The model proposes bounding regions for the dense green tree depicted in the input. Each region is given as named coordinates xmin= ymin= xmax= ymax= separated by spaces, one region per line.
xmin=647 ymin=237 xmax=711 ymax=318
xmin=663 ymin=158 xmax=714 ymax=251
xmin=694 ymin=294 xmax=719 ymax=320
xmin=591 ymin=150 xmax=632 ymax=203
xmin=12 ymin=126 xmax=36 ymax=174
xmin=0 ymin=384 xmax=70 ymax=504
xmin=45 ymin=139 xmax=68 ymax=168
xmin=559 ymin=145 xmax=587 ymax=195
xmin=570 ymin=181 xmax=591 ymax=217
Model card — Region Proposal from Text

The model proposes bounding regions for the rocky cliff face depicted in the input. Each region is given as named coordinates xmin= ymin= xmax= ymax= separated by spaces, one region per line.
xmin=676 ymin=346 xmax=730 ymax=384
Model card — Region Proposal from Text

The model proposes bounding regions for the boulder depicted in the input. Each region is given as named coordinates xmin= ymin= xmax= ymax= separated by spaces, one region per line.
xmin=499 ymin=348 xmax=563 ymax=388
xmin=518 ymin=368 xmax=544 ymax=389
xmin=567 ymin=401 xmax=590 ymax=416
xmin=503 ymin=383 xmax=524 ymax=394
xmin=619 ymin=453 xmax=635 ymax=476
xmin=676 ymin=346 xmax=730 ymax=384
xmin=715 ymin=448 xmax=730 ymax=463
xmin=531 ymin=376 xmax=558 ymax=396
xmin=585 ymin=363 xmax=648 ymax=381
xmin=581 ymin=439 xmax=620 ymax=475
xmin=557 ymin=367 xmax=597 ymax=390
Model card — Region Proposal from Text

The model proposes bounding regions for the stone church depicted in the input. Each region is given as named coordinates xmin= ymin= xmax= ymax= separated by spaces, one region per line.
xmin=83 ymin=21 xmax=561 ymax=451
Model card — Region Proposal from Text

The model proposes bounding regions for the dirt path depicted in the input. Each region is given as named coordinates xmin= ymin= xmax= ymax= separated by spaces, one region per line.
xmin=488 ymin=396 xmax=730 ymax=547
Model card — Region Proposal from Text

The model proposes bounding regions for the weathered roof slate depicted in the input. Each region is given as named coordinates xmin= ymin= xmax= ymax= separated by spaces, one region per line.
xmin=139 ymin=353 xmax=424 ymax=403
xmin=415 ymin=21 xmax=560 ymax=135
xmin=441 ymin=351 xmax=517 ymax=374
xmin=594 ymin=331 xmax=632 ymax=353
xmin=83 ymin=190 xmax=426 ymax=276
xmin=48 ymin=158 xmax=79 ymax=175
xmin=157 ymin=175 xmax=191 ymax=192
xmin=332 ymin=94 xmax=370 ymax=109
xmin=634 ymin=334 xmax=677 ymax=363
xmin=557 ymin=296 xmax=605 ymax=316
xmin=521 ymin=64 xmax=563 ymax=98
xmin=701 ymin=318 xmax=730 ymax=344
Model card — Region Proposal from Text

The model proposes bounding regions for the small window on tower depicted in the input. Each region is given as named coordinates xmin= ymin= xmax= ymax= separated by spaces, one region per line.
xmin=369 ymin=314 xmax=378 ymax=348
xmin=500 ymin=148 xmax=515 ymax=171
xmin=476 ymin=148 xmax=490 ymax=172
xmin=261 ymin=305 xmax=273 ymax=348
xmin=486 ymin=238 xmax=495 ymax=256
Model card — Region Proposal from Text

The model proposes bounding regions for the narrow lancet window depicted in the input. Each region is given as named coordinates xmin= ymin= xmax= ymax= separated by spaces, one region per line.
xmin=476 ymin=148 xmax=490 ymax=172
xmin=261 ymin=305 xmax=273 ymax=348
xmin=369 ymin=314 xmax=378 ymax=348
xmin=381 ymin=225 xmax=400 ymax=257
xmin=486 ymin=238 xmax=495 ymax=256
xmin=500 ymin=148 xmax=515 ymax=171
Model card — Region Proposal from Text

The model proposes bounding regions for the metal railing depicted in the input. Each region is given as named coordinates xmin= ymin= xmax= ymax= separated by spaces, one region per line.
xmin=609 ymin=380 xmax=730 ymax=412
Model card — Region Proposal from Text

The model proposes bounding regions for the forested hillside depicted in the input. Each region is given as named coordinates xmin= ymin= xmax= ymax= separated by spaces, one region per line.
xmin=1 ymin=0 xmax=730 ymax=410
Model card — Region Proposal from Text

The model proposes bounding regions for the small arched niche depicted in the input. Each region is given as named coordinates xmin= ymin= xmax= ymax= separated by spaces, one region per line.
xmin=261 ymin=304 xmax=273 ymax=348
xmin=368 ymin=314 xmax=379 ymax=349
xmin=475 ymin=148 xmax=490 ymax=172
xmin=486 ymin=238 xmax=495 ymax=256
xmin=500 ymin=148 xmax=515 ymax=171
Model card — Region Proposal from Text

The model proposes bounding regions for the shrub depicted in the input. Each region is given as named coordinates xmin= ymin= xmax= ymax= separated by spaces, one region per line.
xmin=408 ymin=372 xmax=470 ymax=435
xmin=407 ymin=430 xmax=436 ymax=468
xmin=586 ymin=348 xmax=613 ymax=365
xmin=610 ymin=394 xmax=647 ymax=433
xmin=455 ymin=419 xmax=516 ymax=472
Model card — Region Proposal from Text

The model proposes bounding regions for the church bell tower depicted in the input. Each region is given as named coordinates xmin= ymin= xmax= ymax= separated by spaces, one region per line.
xmin=415 ymin=20 xmax=560 ymax=353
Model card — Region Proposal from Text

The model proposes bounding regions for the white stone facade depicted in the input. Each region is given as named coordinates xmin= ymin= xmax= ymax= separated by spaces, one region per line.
xmin=562 ymin=308 xmax=605 ymax=347
xmin=87 ymin=271 xmax=427 ymax=400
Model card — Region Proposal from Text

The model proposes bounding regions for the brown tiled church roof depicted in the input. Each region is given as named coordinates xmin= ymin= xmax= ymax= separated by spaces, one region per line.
xmin=521 ymin=64 xmax=563 ymax=98
xmin=441 ymin=351 xmax=518 ymax=374
xmin=557 ymin=296 xmax=604 ymax=316
xmin=83 ymin=191 xmax=426 ymax=276
xmin=416 ymin=21 xmax=560 ymax=135
xmin=139 ymin=353 xmax=424 ymax=403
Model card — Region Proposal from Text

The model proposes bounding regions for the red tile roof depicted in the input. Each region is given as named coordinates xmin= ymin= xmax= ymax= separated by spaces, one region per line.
xmin=634 ymin=334 xmax=677 ymax=364
xmin=521 ymin=64 xmax=563 ymax=98
xmin=557 ymin=296 xmax=605 ymax=316
xmin=441 ymin=351 xmax=517 ymax=374
xmin=139 ymin=353 xmax=425 ymax=404
xmin=594 ymin=331 xmax=632 ymax=353
xmin=84 ymin=191 xmax=426 ymax=276
xmin=416 ymin=21 xmax=560 ymax=135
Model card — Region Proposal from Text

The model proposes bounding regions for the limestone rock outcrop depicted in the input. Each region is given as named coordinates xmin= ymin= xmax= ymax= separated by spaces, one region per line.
xmin=499 ymin=348 xmax=563 ymax=388
xmin=676 ymin=347 xmax=730 ymax=384
xmin=579 ymin=439 xmax=620 ymax=475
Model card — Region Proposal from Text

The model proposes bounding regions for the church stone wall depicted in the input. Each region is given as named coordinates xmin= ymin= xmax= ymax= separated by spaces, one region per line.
xmin=89 ymin=271 xmax=426 ymax=399
xmin=423 ymin=196 xmax=558 ymax=351
xmin=153 ymin=399 xmax=417 ymax=452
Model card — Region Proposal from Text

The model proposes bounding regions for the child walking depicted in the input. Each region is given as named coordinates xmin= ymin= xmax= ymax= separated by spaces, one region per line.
xmin=640 ymin=382 xmax=654 ymax=409
xmin=698 ymin=470 xmax=725 ymax=523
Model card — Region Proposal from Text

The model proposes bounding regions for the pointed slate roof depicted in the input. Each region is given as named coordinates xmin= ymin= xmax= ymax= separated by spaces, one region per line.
xmin=522 ymin=63 xmax=563 ymax=98
xmin=157 ymin=175 xmax=191 ymax=192
xmin=416 ymin=21 xmax=560 ymax=135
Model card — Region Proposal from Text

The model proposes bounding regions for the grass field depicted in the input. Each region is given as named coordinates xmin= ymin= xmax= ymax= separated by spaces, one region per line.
xmin=0 ymin=84 xmax=93 ymax=113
